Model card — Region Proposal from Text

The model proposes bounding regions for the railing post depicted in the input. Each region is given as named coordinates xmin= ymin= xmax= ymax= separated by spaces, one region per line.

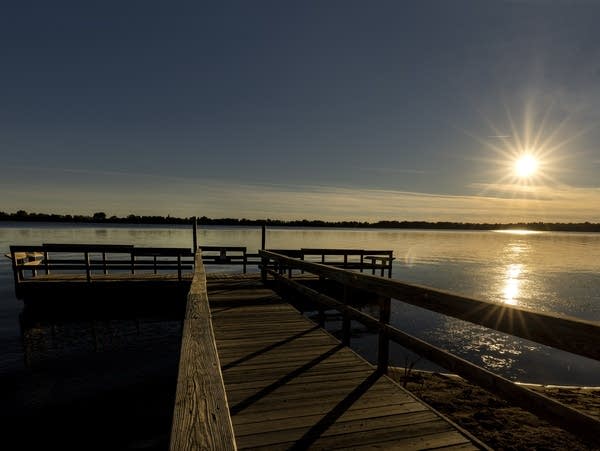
xmin=44 ymin=251 xmax=49 ymax=275
xmin=261 ymin=223 xmax=266 ymax=250
xmin=377 ymin=295 xmax=391 ymax=373
xmin=130 ymin=251 xmax=135 ymax=275
xmin=102 ymin=252 xmax=107 ymax=275
xmin=243 ymin=250 xmax=247 ymax=274
xmin=342 ymin=285 xmax=351 ymax=346
xmin=85 ymin=252 xmax=91 ymax=283
xmin=177 ymin=254 xmax=182 ymax=281
xmin=153 ymin=255 xmax=157 ymax=274
xmin=192 ymin=216 xmax=198 ymax=251
xmin=318 ymin=274 xmax=325 ymax=327
xmin=10 ymin=249 xmax=21 ymax=296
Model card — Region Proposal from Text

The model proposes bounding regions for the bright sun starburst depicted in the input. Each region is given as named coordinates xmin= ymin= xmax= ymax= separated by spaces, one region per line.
xmin=471 ymin=100 xmax=583 ymax=200
xmin=515 ymin=154 xmax=538 ymax=178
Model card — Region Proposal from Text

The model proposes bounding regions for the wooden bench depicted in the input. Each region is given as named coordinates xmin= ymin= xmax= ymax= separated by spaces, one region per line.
xmin=200 ymin=246 xmax=249 ymax=273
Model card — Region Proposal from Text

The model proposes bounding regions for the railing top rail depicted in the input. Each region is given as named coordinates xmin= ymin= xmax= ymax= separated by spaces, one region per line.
xmin=13 ymin=243 xmax=195 ymax=255
xmin=300 ymin=248 xmax=393 ymax=256
xmin=170 ymin=250 xmax=236 ymax=450
xmin=266 ymin=249 xmax=303 ymax=257
xmin=259 ymin=250 xmax=600 ymax=362
xmin=133 ymin=247 xmax=193 ymax=256
xmin=10 ymin=245 xmax=46 ymax=253
xmin=200 ymin=246 xmax=246 ymax=252
xmin=42 ymin=243 xmax=135 ymax=253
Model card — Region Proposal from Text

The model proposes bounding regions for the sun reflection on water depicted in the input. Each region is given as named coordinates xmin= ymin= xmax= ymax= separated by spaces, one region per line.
xmin=503 ymin=263 xmax=522 ymax=305
xmin=493 ymin=229 xmax=544 ymax=236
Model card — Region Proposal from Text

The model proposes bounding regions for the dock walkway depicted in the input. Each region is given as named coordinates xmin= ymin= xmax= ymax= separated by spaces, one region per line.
xmin=207 ymin=274 xmax=480 ymax=450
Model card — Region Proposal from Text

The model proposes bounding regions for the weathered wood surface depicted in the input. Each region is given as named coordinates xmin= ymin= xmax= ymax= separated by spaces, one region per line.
xmin=260 ymin=250 xmax=600 ymax=362
xmin=207 ymin=275 xmax=481 ymax=450
xmin=170 ymin=252 xmax=236 ymax=451
xmin=269 ymin=269 xmax=600 ymax=445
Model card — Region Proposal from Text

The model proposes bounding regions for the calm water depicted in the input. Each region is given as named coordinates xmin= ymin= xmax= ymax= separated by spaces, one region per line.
xmin=1 ymin=222 xmax=599 ymax=385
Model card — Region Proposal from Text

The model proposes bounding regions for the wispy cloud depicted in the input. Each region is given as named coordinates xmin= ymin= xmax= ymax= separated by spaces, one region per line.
xmin=2 ymin=164 xmax=600 ymax=223
xmin=361 ymin=167 xmax=431 ymax=176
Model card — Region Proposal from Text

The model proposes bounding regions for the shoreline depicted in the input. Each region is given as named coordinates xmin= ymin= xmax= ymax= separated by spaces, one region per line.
xmin=3 ymin=216 xmax=600 ymax=233
xmin=400 ymin=368 xmax=600 ymax=390
xmin=388 ymin=368 xmax=600 ymax=450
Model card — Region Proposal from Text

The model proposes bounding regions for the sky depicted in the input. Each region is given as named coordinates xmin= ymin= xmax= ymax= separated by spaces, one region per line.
xmin=2 ymin=0 xmax=600 ymax=222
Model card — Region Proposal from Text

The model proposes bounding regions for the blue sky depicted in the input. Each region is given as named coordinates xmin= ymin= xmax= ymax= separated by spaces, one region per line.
xmin=2 ymin=1 xmax=600 ymax=221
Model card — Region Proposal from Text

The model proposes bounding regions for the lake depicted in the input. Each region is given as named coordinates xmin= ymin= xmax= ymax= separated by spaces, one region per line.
xmin=1 ymin=222 xmax=599 ymax=385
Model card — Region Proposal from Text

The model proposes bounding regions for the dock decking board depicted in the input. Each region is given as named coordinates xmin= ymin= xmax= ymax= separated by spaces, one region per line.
xmin=207 ymin=275 xmax=480 ymax=450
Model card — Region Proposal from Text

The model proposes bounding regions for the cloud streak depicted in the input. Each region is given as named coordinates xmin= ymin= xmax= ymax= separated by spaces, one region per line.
xmin=2 ymin=166 xmax=600 ymax=222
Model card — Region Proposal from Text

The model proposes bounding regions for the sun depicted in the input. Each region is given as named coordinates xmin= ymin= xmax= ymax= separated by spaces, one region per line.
xmin=515 ymin=154 xmax=538 ymax=178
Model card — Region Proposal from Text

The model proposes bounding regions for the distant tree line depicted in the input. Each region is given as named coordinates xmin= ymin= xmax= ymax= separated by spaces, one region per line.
xmin=1 ymin=210 xmax=600 ymax=232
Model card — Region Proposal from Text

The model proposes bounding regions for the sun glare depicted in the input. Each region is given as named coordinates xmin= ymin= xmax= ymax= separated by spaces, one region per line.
xmin=475 ymin=101 xmax=580 ymax=201
xmin=515 ymin=154 xmax=538 ymax=178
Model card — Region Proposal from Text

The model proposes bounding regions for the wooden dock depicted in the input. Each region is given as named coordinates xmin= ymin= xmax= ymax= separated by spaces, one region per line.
xmin=206 ymin=274 xmax=481 ymax=450
xmin=8 ymin=240 xmax=600 ymax=448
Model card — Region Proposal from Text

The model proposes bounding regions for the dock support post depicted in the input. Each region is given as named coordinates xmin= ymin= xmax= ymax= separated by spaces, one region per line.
xmin=342 ymin=285 xmax=351 ymax=346
xmin=10 ymin=249 xmax=21 ymax=298
xmin=377 ymin=296 xmax=391 ymax=373
xmin=261 ymin=256 xmax=267 ymax=283
xmin=192 ymin=216 xmax=198 ymax=251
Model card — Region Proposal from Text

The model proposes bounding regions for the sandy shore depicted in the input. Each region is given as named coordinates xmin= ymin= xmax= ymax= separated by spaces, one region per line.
xmin=388 ymin=368 xmax=600 ymax=450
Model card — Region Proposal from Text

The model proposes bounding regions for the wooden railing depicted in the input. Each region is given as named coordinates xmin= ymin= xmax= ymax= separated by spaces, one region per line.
xmin=170 ymin=250 xmax=236 ymax=450
xmin=199 ymin=246 xmax=250 ymax=273
xmin=300 ymin=248 xmax=394 ymax=277
xmin=265 ymin=248 xmax=394 ymax=278
xmin=9 ymin=244 xmax=194 ymax=282
xmin=259 ymin=250 xmax=600 ymax=444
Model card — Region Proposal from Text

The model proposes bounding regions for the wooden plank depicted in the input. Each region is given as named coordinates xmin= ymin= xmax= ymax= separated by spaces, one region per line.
xmin=237 ymin=415 xmax=453 ymax=450
xmin=220 ymin=369 xmax=373 ymax=392
xmin=226 ymin=383 xmax=399 ymax=409
xmin=230 ymin=392 xmax=426 ymax=421
xmin=218 ymin=347 xmax=339 ymax=363
xmin=221 ymin=358 xmax=365 ymax=380
xmin=355 ymin=430 xmax=475 ymax=451
xmin=170 ymin=251 xmax=236 ymax=451
xmin=232 ymin=402 xmax=430 ymax=436
xmin=221 ymin=361 xmax=375 ymax=384
xmin=209 ymin=279 xmax=480 ymax=451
